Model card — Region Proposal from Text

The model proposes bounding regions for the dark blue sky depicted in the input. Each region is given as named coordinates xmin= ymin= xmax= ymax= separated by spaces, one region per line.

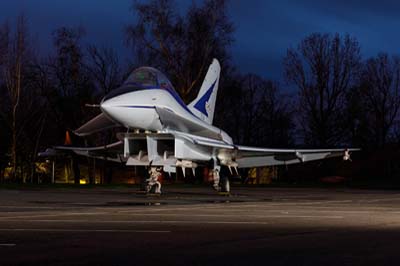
xmin=1 ymin=0 xmax=400 ymax=81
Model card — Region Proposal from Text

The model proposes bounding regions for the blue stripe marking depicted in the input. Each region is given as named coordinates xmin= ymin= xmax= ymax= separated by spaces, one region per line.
xmin=122 ymin=85 xmax=195 ymax=116
xmin=193 ymin=79 xmax=217 ymax=116
xmin=166 ymin=87 xmax=195 ymax=116
xmin=107 ymin=82 xmax=203 ymax=121
xmin=120 ymin=105 xmax=175 ymax=114
xmin=122 ymin=105 xmax=155 ymax=109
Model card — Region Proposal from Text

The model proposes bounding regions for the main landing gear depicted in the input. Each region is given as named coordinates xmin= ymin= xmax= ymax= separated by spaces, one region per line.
xmin=142 ymin=160 xmax=232 ymax=195
xmin=211 ymin=165 xmax=230 ymax=195
xmin=145 ymin=166 xmax=162 ymax=194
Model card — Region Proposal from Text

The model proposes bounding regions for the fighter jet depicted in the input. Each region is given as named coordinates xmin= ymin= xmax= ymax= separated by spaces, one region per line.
xmin=41 ymin=59 xmax=358 ymax=193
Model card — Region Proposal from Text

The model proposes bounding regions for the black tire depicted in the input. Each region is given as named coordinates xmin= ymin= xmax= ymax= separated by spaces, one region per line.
xmin=220 ymin=175 xmax=230 ymax=193
xmin=149 ymin=184 xmax=157 ymax=194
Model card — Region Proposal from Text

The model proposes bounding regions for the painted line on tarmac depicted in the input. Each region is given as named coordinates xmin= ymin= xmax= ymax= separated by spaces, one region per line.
xmin=1 ymin=219 xmax=273 ymax=225
xmin=117 ymin=207 xmax=347 ymax=213
xmin=117 ymin=203 xmax=353 ymax=213
xmin=358 ymin=198 xmax=400 ymax=203
xmin=115 ymin=202 xmax=328 ymax=213
xmin=0 ymin=212 xmax=109 ymax=220
xmin=160 ymin=209 xmax=400 ymax=214
xmin=0 ymin=205 xmax=61 ymax=209
xmin=0 ymin=228 xmax=170 ymax=233
xmin=270 ymin=206 xmax=398 ymax=210
xmin=116 ymin=205 xmax=244 ymax=213
xmin=264 ymin=200 xmax=353 ymax=206
xmin=0 ymin=212 xmax=344 ymax=220
xmin=0 ymin=243 xmax=16 ymax=247
xmin=0 ymin=216 xmax=342 ymax=224
xmin=117 ymin=206 xmax=232 ymax=213
xmin=116 ymin=213 xmax=344 ymax=219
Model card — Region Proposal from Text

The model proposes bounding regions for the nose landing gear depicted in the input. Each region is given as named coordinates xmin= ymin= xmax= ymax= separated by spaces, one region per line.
xmin=146 ymin=166 xmax=162 ymax=194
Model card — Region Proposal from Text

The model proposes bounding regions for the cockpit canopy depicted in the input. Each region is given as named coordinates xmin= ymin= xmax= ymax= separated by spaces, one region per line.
xmin=103 ymin=67 xmax=175 ymax=101
xmin=124 ymin=67 xmax=174 ymax=89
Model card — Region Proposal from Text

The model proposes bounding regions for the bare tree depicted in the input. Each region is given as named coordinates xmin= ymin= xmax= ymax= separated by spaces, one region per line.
xmin=46 ymin=26 xmax=95 ymax=131
xmin=22 ymin=60 xmax=53 ymax=182
xmin=360 ymin=53 xmax=400 ymax=147
xmin=51 ymin=26 xmax=86 ymax=98
xmin=259 ymin=80 xmax=295 ymax=147
xmin=342 ymin=85 xmax=370 ymax=148
xmin=125 ymin=0 xmax=234 ymax=102
xmin=86 ymin=45 xmax=124 ymax=184
xmin=215 ymin=74 xmax=294 ymax=147
xmin=0 ymin=22 xmax=9 ymax=66
xmin=87 ymin=45 xmax=122 ymax=96
xmin=0 ymin=22 xmax=10 ymax=180
xmin=45 ymin=26 xmax=96 ymax=184
xmin=284 ymin=33 xmax=361 ymax=147
xmin=1 ymin=15 xmax=31 ymax=181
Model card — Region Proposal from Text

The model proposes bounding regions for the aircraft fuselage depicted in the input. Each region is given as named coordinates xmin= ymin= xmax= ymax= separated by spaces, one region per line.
xmin=100 ymin=86 xmax=232 ymax=143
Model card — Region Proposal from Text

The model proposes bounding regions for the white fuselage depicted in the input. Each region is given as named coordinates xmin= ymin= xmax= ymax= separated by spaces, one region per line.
xmin=100 ymin=88 xmax=233 ymax=144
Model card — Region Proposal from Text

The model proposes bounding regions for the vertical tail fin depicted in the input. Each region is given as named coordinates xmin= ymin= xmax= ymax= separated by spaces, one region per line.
xmin=188 ymin=58 xmax=221 ymax=125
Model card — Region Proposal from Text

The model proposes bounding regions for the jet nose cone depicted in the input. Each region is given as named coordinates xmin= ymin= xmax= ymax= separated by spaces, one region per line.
xmin=100 ymin=98 xmax=116 ymax=118
xmin=100 ymin=95 xmax=114 ymax=108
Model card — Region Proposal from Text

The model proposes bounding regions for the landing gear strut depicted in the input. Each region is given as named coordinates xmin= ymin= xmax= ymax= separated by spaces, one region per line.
xmin=212 ymin=165 xmax=221 ymax=191
xmin=146 ymin=166 xmax=162 ymax=194
xmin=211 ymin=165 xmax=230 ymax=194
xmin=219 ymin=175 xmax=230 ymax=193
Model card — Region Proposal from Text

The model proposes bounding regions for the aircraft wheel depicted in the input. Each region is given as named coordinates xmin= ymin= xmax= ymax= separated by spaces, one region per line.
xmin=220 ymin=176 xmax=230 ymax=193
xmin=148 ymin=184 xmax=156 ymax=194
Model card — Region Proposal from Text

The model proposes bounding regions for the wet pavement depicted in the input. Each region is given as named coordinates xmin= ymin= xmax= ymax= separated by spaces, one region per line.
xmin=1 ymin=185 xmax=400 ymax=265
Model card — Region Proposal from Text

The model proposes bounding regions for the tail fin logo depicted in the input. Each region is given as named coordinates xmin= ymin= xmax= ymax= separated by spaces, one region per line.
xmin=193 ymin=79 xmax=217 ymax=116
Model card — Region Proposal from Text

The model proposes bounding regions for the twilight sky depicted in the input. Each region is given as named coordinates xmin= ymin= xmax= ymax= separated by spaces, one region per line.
xmin=1 ymin=0 xmax=400 ymax=81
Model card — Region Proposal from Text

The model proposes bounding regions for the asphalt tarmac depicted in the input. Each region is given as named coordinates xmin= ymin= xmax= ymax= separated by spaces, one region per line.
xmin=1 ymin=185 xmax=400 ymax=265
